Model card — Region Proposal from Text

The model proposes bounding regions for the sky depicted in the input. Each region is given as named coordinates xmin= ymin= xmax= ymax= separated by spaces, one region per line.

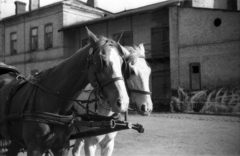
xmin=0 ymin=0 xmax=167 ymax=19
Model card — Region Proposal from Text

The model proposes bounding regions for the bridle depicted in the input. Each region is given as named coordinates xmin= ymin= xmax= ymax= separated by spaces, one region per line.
xmin=85 ymin=41 xmax=151 ymax=114
xmin=87 ymin=39 xmax=125 ymax=95
xmin=122 ymin=55 xmax=152 ymax=96
xmin=83 ymin=52 xmax=152 ymax=114
xmin=15 ymin=39 xmax=151 ymax=115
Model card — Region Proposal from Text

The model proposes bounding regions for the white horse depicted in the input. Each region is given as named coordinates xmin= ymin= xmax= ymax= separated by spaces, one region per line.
xmin=72 ymin=44 xmax=152 ymax=156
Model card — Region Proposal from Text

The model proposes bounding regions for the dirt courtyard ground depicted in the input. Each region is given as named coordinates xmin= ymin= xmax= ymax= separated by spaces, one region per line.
xmin=16 ymin=113 xmax=239 ymax=156
xmin=111 ymin=113 xmax=240 ymax=156
xmin=71 ymin=113 xmax=240 ymax=156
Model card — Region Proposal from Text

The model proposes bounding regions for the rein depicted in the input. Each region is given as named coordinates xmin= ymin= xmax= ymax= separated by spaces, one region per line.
xmin=15 ymin=74 xmax=98 ymax=115
xmin=12 ymin=43 xmax=151 ymax=119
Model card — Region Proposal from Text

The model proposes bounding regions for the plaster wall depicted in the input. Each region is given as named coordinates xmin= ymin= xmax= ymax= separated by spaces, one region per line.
xmin=4 ymin=12 xmax=63 ymax=55
xmin=0 ymin=4 xmax=64 ymax=75
xmin=170 ymin=7 xmax=240 ymax=90
xmin=238 ymin=0 xmax=240 ymax=10
xmin=108 ymin=17 xmax=132 ymax=39
xmin=131 ymin=8 xmax=168 ymax=50
xmin=178 ymin=8 xmax=240 ymax=46
xmin=79 ymin=22 xmax=107 ymax=41
xmin=0 ymin=24 xmax=3 ymax=62
xmin=76 ymin=9 xmax=169 ymax=51
xmin=178 ymin=41 xmax=240 ymax=89
xmin=169 ymin=7 xmax=179 ymax=90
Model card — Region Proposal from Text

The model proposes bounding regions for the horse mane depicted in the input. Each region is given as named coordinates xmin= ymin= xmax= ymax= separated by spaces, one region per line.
xmin=97 ymin=36 xmax=118 ymax=50
xmin=124 ymin=46 xmax=143 ymax=62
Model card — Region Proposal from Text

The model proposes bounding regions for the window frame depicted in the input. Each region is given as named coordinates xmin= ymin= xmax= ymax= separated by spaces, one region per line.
xmin=189 ymin=63 xmax=201 ymax=90
xmin=10 ymin=32 xmax=17 ymax=55
xmin=44 ymin=23 xmax=53 ymax=49
xmin=81 ymin=38 xmax=89 ymax=48
xmin=113 ymin=31 xmax=133 ymax=46
xmin=30 ymin=27 xmax=38 ymax=51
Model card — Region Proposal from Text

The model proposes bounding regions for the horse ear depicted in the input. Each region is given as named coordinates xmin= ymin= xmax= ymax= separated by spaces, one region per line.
xmin=118 ymin=43 xmax=130 ymax=57
xmin=86 ymin=27 xmax=99 ymax=47
xmin=117 ymin=30 xmax=124 ymax=43
xmin=138 ymin=43 xmax=145 ymax=56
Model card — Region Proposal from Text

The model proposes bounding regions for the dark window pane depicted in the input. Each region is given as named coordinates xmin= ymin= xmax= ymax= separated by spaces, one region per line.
xmin=82 ymin=38 xmax=88 ymax=47
xmin=190 ymin=63 xmax=201 ymax=90
xmin=113 ymin=31 xmax=133 ymax=46
xmin=192 ymin=66 xmax=199 ymax=73
xmin=45 ymin=33 xmax=53 ymax=49
xmin=151 ymin=26 xmax=169 ymax=56
xmin=31 ymin=28 xmax=38 ymax=51
xmin=45 ymin=24 xmax=53 ymax=49
xmin=10 ymin=32 xmax=17 ymax=55
xmin=31 ymin=36 xmax=38 ymax=50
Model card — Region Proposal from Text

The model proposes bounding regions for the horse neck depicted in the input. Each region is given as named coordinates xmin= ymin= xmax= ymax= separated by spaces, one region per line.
xmin=40 ymin=45 xmax=91 ymax=99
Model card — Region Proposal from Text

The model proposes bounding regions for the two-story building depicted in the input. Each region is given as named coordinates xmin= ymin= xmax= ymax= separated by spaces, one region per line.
xmin=0 ymin=0 xmax=109 ymax=74
xmin=1 ymin=0 xmax=240 ymax=111
xmin=58 ymin=0 xmax=240 ymax=110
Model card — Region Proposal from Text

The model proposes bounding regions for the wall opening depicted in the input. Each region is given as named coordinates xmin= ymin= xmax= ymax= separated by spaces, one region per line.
xmin=190 ymin=63 xmax=201 ymax=90
xmin=214 ymin=18 xmax=221 ymax=27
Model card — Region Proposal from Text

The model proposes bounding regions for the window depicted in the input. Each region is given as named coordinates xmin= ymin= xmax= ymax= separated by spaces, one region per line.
xmin=190 ymin=63 xmax=201 ymax=90
xmin=151 ymin=26 xmax=169 ymax=57
xmin=30 ymin=27 xmax=38 ymax=51
xmin=113 ymin=31 xmax=133 ymax=46
xmin=45 ymin=24 xmax=53 ymax=49
xmin=81 ymin=38 xmax=89 ymax=48
xmin=10 ymin=32 xmax=17 ymax=55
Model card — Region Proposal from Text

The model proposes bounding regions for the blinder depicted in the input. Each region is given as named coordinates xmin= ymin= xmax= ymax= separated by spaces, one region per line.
xmin=91 ymin=53 xmax=103 ymax=73
xmin=88 ymin=52 xmax=102 ymax=89
xmin=87 ymin=41 xmax=125 ymax=90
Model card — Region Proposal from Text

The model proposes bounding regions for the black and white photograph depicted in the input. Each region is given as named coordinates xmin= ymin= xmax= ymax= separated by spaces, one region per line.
xmin=0 ymin=0 xmax=239 ymax=155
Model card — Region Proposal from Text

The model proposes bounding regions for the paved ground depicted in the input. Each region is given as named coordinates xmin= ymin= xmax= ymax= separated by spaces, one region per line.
xmin=16 ymin=113 xmax=240 ymax=156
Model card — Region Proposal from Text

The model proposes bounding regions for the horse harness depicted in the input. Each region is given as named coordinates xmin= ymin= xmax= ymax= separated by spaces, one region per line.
xmin=83 ymin=53 xmax=152 ymax=115
xmin=0 ymin=40 xmax=125 ymax=126
xmin=87 ymin=39 xmax=152 ymax=96
xmin=0 ymin=41 xmax=151 ymax=127
xmin=87 ymin=39 xmax=125 ymax=93
xmin=122 ymin=55 xmax=152 ymax=96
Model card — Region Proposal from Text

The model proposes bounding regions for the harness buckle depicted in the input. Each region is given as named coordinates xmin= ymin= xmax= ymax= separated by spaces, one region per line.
xmin=16 ymin=74 xmax=24 ymax=80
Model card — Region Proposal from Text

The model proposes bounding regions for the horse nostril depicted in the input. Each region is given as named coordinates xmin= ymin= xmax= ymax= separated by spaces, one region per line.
xmin=117 ymin=99 xmax=122 ymax=108
xmin=141 ymin=105 xmax=147 ymax=112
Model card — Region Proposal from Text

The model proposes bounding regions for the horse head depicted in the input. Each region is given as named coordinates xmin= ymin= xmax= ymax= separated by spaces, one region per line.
xmin=86 ymin=27 xmax=129 ymax=113
xmin=120 ymin=44 xmax=153 ymax=116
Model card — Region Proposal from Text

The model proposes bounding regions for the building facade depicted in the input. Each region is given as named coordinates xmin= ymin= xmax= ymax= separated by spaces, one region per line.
xmin=0 ymin=0 xmax=107 ymax=75
xmin=1 ymin=0 xmax=240 ymax=111
xmin=170 ymin=6 xmax=240 ymax=91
